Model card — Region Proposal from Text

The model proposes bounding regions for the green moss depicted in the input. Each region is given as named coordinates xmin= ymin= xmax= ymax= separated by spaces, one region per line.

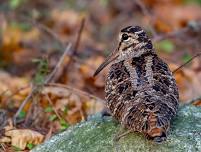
xmin=32 ymin=106 xmax=201 ymax=152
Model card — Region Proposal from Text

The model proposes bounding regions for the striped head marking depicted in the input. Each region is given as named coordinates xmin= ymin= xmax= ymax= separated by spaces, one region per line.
xmin=93 ymin=25 xmax=154 ymax=76
xmin=117 ymin=26 xmax=154 ymax=58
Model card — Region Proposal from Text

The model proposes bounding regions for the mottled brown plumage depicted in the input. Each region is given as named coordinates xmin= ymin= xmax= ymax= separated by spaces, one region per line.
xmin=94 ymin=26 xmax=179 ymax=142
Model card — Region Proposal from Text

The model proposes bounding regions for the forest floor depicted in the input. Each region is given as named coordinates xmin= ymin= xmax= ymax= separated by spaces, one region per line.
xmin=0 ymin=0 xmax=201 ymax=151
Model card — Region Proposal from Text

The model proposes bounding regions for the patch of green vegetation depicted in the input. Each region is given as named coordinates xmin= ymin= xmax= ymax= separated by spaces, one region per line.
xmin=45 ymin=106 xmax=53 ymax=113
xmin=59 ymin=119 xmax=69 ymax=130
xmin=182 ymin=53 xmax=192 ymax=63
xmin=62 ymin=106 xmax=68 ymax=114
xmin=155 ymin=40 xmax=175 ymax=54
xmin=27 ymin=143 xmax=35 ymax=150
xmin=12 ymin=145 xmax=22 ymax=151
xmin=184 ymin=0 xmax=201 ymax=5
xmin=49 ymin=114 xmax=57 ymax=121
xmin=99 ymin=0 xmax=109 ymax=7
xmin=10 ymin=21 xmax=32 ymax=32
xmin=32 ymin=58 xmax=49 ymax=86
xmin=9 ymin=0 xmax=25 ymax=9
xmin=18 ymin=110 xmax=26 ymax=119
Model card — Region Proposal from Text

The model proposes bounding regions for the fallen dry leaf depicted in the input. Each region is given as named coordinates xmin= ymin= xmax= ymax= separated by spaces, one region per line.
xmin=41 ymin=85 xmax=104 ymax=123
xmin=5 ymin=129 xmax=44 ymax=150
xmin=1 ymin=25 xmax=40 ymax=63
xmin=0 ymin=71 xmax=28 ymax=94
xmin=0 ymin=136 xmax=11 ymax=143
xmin=0 ymin=119 xmax=44 ymax=150
xmin=169 ymin=63 xmax=201 ymax=103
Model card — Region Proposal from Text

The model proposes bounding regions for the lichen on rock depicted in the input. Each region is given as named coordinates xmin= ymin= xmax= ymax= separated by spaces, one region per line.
xmin=32 ymin=105 xmax=201 ymax=152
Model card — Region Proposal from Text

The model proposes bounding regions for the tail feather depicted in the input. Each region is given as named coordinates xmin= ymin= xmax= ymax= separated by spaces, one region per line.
xmin=145 ymin=113 xmax=169 ymax=143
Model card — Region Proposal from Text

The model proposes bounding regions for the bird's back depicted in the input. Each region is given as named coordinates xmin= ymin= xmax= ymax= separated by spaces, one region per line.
xmin=105 ymin=54 xmax=179 ymax=142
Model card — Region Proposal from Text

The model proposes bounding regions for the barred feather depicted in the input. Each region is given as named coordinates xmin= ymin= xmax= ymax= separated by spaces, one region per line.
xmin=104 ymin=26 xmax=179 ymax=142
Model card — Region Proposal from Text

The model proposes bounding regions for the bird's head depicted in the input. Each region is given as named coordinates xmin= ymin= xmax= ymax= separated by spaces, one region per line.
xmin=93 ymin=26 xmax=154 ymax=76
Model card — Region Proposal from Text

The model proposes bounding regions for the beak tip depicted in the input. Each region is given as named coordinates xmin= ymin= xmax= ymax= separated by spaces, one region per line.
xmin=93 ymin=50 xmax=117 ymax=78
xmin=93 ymin=71 xmax=98 ymax=77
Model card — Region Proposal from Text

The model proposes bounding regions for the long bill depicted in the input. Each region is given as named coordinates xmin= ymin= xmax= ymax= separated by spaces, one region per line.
xmin=93 ymin=49 xmax=119 ymax=77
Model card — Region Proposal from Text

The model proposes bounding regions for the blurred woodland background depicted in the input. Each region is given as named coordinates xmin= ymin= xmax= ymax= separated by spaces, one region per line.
xmin=0 ymin=0 xmax=201 ymax=151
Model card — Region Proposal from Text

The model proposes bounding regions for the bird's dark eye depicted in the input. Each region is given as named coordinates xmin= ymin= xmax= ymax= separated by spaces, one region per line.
xmin=122 ymin=33 xmax=129 ymax=41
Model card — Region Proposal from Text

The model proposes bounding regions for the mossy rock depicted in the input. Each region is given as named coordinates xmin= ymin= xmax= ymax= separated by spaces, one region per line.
xmin=32 ymin=105 xmax=201 ymax=152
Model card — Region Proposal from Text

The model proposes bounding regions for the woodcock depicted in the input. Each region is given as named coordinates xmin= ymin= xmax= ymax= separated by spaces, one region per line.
xmin=94 ymin=26 xmax=179 ymax=143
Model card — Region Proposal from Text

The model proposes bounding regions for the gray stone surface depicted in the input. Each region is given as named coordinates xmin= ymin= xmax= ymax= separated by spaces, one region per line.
xmin=32 ymin=106 xmax=201 ymax=152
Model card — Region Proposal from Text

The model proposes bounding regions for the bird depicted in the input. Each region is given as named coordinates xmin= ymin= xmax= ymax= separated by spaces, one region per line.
xmin=93 ymin=25 xmax=179 ymax=143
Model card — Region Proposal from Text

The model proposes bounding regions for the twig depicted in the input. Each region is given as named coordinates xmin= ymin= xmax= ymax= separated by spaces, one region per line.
xmin=0 ymin=89 xmax=10 ymax=97
xmin=33 ymin=21 xmax=65 ymax=49
xmin=45 ymin=83 xmax=106 ymax=104
xmin=45 ymin=125 xmax=53 ymax=141
xmin=73 ymin=18 xmax=85 ymax=55
xmin=0 ymin=143 xmax=6 ymax=151
xmin=151 ymin=22 xmax=201 ymax=73
xmin=19 ymin=15 xmax=65 ymax=50
xmin=45 ymin=94 xmax=62 ymax=120
xmin=48 ymin=18 xmax=85 ymax=83
xmin=13 ymin=83 xmax=35 ymax=124
xmin=65 ymin=18 xmax=85 ymax=69
xmin=173 ymin=52 xmax=201 ymax=73
xmin=45 ymin=43 xmax=72 ymax=83
xmin=13 ymin=43 xmax=72 ymax=124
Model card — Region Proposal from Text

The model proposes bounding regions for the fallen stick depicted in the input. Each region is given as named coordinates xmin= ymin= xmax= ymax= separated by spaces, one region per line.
xmin=13 ymin=43 xmax=72 ymax=124
xmin=45 ymin=83 xmax=105 ymax=104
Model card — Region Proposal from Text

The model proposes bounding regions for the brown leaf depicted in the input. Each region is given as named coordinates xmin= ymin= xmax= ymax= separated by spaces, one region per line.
xmin=0 ymin=136 xmax=11 ymax=143
xmin=169 ymin=63 xmax=201 ymax=103
xmin=42 ymin=85 xmax=104 ymax=124
xmin=5 ymin=129 xmax=44 ymax=150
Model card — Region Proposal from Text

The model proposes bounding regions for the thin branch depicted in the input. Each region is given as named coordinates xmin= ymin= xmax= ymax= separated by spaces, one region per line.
xmin=45 ymin=94 xmax=62 ymax=120
xmin=65 ymin=18 xmax=85 ymax=69
xmin=45 ymin=83 xmax=106 ymax=104
xmin=173 ymin=52 xmax=201 ymax=73
xmin=13 ymin=43 xmax=72 ymax=124
xmin=45 ymin=125 xmax=53 ymax=141
xmin=13 ymin=83 xmax=35 ymax=124
xmin=0 ymin=89 xmax=10 ymax=97
xmin=49 ymin=18 xmax=85 ymax=82
xmin=73 ymin=18 xmax=85 ymax=54
xmin=0 ymin=143 xmax=6 ymax=151
xmin=45 ymin=43 xmax=72 ymax=83
xmin=151 ymin=22 xmax=201 ymax=73
xmin=19 ymin=15 xmax=65 ymax=49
